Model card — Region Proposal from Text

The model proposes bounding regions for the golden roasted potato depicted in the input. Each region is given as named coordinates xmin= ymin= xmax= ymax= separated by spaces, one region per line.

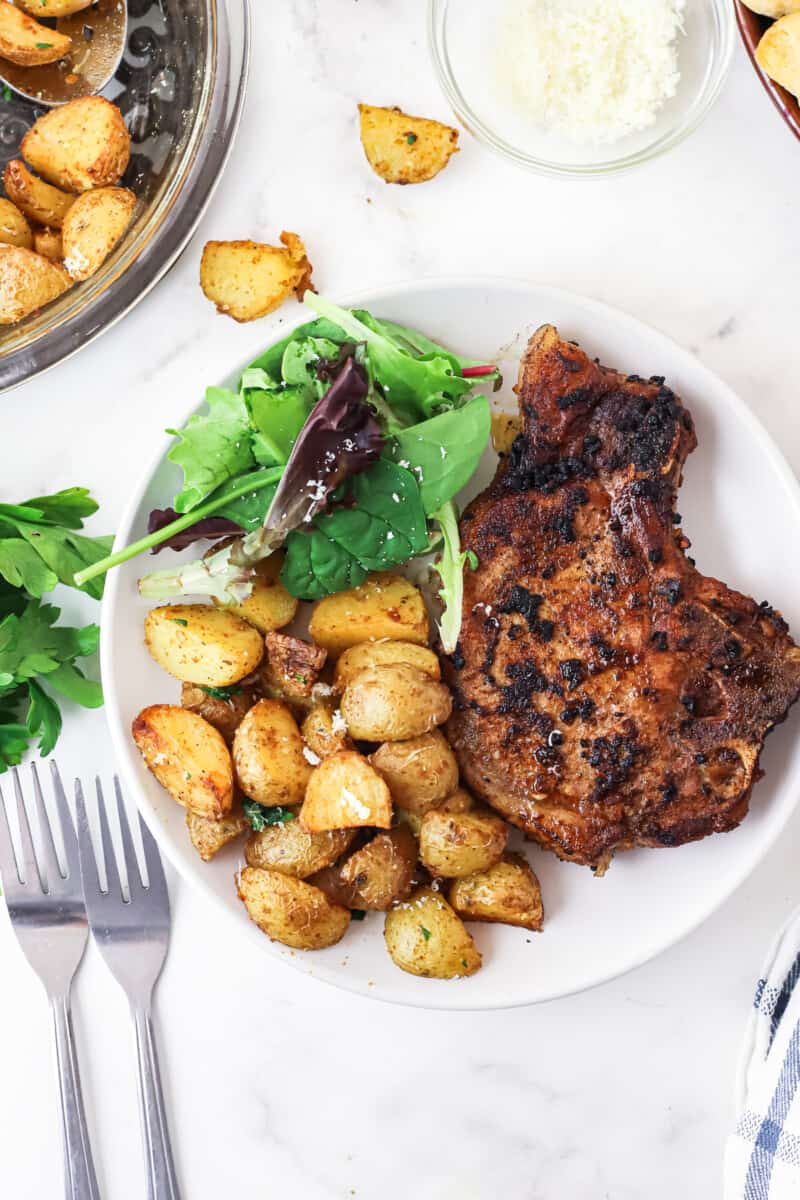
xmin=419 ymin=808 xmax=507 ymax=879
xmin=3 ymin=160 xmax=74 ymax=229
xmin=0 ymin=244 xmax=70 ymax=324
xmin=309 ymin=574 xmax=429 ymax=657
xmin=186 ymin=802 xmax=250 ymax=862
xmin=199 ymin=231 xmax=313 ymax=322
xmin=22 ymin=96 xmax=130 ymax=192
xmin=743 ymin=0 xmax=800 ymax=15
xmin=17 ymin=0 xmax=94 ymax=14
xmin=333 ymin=639 xmax=440 ymax=690
xmin=397 ymin=786 xmax=474 ymax=837
xmin=0 ymin=198 xmax=32 ymax=249
xmin=144 ymin=603 xmax=264 ymax=687
xmin=338 ymin=826 xmax=417 ymax=910
xmin=300 ymin=750 xmax=392 ymax=832
xmin=384 ymin=887 xmax=481 ymax=978
xmin=209 ymin=548 xmax=297 ymax=633
xmin=238 ymin=866 xmax=350 ymax=950
xmin=307 ymin=863 xmax=360 ymax=909
xmin=358 ymin=104 xmax=459 ymax=185
xmin=233 ymin=699 xmax=311 ymax=807
xmin=491 ymin=412 xmax=521 ymax=456
xmin=757 ymin=12 xmax=800 ymax=98
xmin=244 ymin=821 xmax=354 ymax=879
xmin=370 ymin=730 xmax=458 ymax=814
xmin=448 ymin=853 xmax=544 ymax=932
xmin=61 ymin=186 xmax=135 ymax=281
xmin=341 ymin=664 xmax=452 ymax=742
xmin=301 ymin=701 xmax=353 ymax=761
xmin=132 ymin=704 xmax=234 ymax=820
xmin=180 ymin=681 xmax=255 ymax=745
xmin=261 ymin=631 xmax=327 ymax=703
xmin=0 ymin=0 xmax=71 ymax=65
xmin=33 ymin=227 xmax=62 ymax=261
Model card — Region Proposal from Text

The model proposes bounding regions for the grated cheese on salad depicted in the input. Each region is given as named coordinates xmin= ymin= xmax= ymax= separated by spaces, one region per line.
xmin=497 ymin=0 xmax=685 ymax=146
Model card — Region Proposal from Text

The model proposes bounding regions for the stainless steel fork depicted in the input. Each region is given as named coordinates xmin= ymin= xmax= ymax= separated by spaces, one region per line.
xmin=0 ymin=762 xmax=100 ymax=1200
xmin=76 ymin=776 xmax=181 ymax=1200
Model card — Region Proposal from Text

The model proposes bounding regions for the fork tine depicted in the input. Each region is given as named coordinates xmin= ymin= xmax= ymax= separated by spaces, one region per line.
xmin=50 ymin=761 xmax=79 ymax=879
xmin=95 ymin=776 xmax=123 ymax=898
xmin=134 ymin=797 xmax=169 ymax=910
xmin=0 ymin=780 xmax=23 ymax=890
xmin=12 ymin=767 xmax=43 ymax=890
xmin=114 ymin=778 xmax=143 ymax=899
xmin=29 ymin=763 xmax=64 ymax=890
xmin=74 ymin=776 xmax=103 ymax=894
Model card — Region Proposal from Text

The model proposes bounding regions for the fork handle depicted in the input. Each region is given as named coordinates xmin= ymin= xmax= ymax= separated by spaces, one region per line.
xmin=132 ymin=1004 xmax=181 ymax=1200
xmin=50 ymin=993 xmax=101 ymax=1200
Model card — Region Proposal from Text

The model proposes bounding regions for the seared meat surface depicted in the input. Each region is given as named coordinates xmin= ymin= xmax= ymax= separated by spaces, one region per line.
xmin=444 ymin=325 xmax=800 ymax=870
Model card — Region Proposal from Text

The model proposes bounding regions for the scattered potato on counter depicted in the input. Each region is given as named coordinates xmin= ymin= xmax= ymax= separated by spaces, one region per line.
xmin=0 ymin=198 xmax=31 ymax=248
xmin=238 ymin=866 xmax=351 ymax=950
xmin=0 ymin=244 xmax=70 ymax=324
xmin=211 ymin=550 xmax=298 ymax=633
xmin=61 ymin=186 xmax=135 ymax=281
xmin=300 ymin=750 xmax=392 ymax=832
xmin=180 ymin=681 xmax=256 ymax=745
xmin=144 ymin=603 xmax=265 ymax=687
xmin=398 ymin=787 xmax=474 ymax=837
xmin=448 ymin=854 xmax=544 ymax=932
xmin=743 ymin=0 xmax=800 ymax=16
xmin=261 ymin=631 xmax=327 ymax=703
xmin=419 ymin=808 xmax=508 ymax=879
xmin=384 ymin=887 xmax=481 ymax=978
xmin=186 ymin=801 xmax=250 ymax=862
xmin=33 ymin=227 xmax=63 ymax=261
xmin=0 ymin=0 xmax=72 ymax=66
xmin=3 ymin=160 xmax=75 ymax=229
xmin=132 ymin=704 xmax=234 ymax=820
xmin=301 ymin=701 xmax=352 ymax=761
xmin=17 ymin=0 xmax=95 ymax=14
xmin=370 ymin=729 xmax=458 ymax=814
xmin=200 ymin=231 xmax=314 ymax=322
xmin=341 ymin=663 xmax=452 ymax=742
xmin=358 ymin=104 xmax=459 ymax=185
xmin=244 ymin=820 xmax=354 ymax=879
xmin=233 ymin=699 xmax=312 ymax=807
xmin=756 ymin=12 xmax=800 ymax=99
xmin=333 ymin=639 xmax=440 ymax=690
xmin=338 ymin=825 xmax=417 ymax=910
xmin=309 ymin=574 xmax=429 ymax=657
xmin=21 ymin=96 xmax=131 ymax=192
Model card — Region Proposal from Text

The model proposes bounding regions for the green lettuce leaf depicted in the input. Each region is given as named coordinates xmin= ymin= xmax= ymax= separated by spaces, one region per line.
xmin=167 ymin=387 xmax=255 ymax=513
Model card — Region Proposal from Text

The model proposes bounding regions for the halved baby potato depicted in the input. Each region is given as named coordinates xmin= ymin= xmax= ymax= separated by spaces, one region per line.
xmin=33 ymin=227 xmax=63 ymax=261
xmin=338 ymin=825 xmax=417 ymax=910
xmin=3 ymin=160 xmax=75 ymax=229
xmin=419 ymin=808 xmax=508 ymax=879
xmin=0 ymin=198 xmax=31 ymax=249
xmin=0 ymin=244 xmax=70 ymax=324
xmin=62 ymin=186 xmax=135 ymax=281
xmin=341 ymin=663 xmax=452 ymax=742
xmin=144 ymin=603 xmax=265 ymax=687
xmin=132 ymin=704 xmax=234 ymax=820
xmin=186 ymin=801 xmax=250 ymax=862
xmin=22 ymin=95 xmax=130 ymax=192
xmin=384 ymin=887 xmax=481 ymax=978
xmin=397 ymin=787 xmax=474 ymax=837
xmin=370 ymin=729 xmax=458 ymax=814
xmin=309 ymin=574 xmax=429 ymax=657
xmin=180 ymin=681 xmax=256 ymax=746
xmin=200 ymin=231 xmax=313 ymax=322
xmin=448 ymin=853 xmax=544 ymax=932
xmin=358 ymin=104 xmax=459 ymax=185
xmin=743 ymin=0 xmax=800 ymax=16
xmin=333 ymin=639 xmax=440 ymax=690
xmin=301 ymin=701 xmax=352 ymax=761
xmin=233 ymin=699 xmax=311 ymax=807
xmin=300 ymin=750 xmax=392 ymax=832
xmin=210 ymin=549 xmax=298 ymax=633
xmin=757 ymin=12 xmax=800 ymax=98
xmin=244 ymin=821 xmax=354 ymax=879
xmin=238 ymin=866 xmax=351 ymax=950
xmin=0 ymin=0 xmax=72 ymax=65
xmin=17 ymin=0 xmax=94 ymax=14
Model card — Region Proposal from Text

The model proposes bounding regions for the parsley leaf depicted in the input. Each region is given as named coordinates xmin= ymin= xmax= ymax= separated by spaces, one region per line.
xmin=242 ymin=800 xmax=296 ymax=831
xmin=0 ymin=488 xmax=112 ymax=599
xmin=200 ymin=684 xmax=242 ymax=701
xmin=420 ymin=925 xmax=431 ymax=941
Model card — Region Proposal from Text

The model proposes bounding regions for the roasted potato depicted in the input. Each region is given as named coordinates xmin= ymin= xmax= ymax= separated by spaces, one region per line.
xmin=244 ymin=821 xmax=354 ymax=879
xmin=180 ymin=681 xmax=255 ymax=745
xmin=211 ymin=549 xmax=297 ymax=633
xmin=186 ymin=801 xmax=250 ymax=862
xmin=491 ymin=412 xmax=521 ymax=456
xmin=757 ymin=12 xmax=800 ymax=98
xmin=333 ymin=639 xmax=440 ymax=690
xmin=309 ymin=574 xmax=429 ymax=657
xmin=338 ymin=825 xmax=417 ymax=910
xmin=384 ymin=887 xmax=481 ymax=978
xmin=144 ymin=603 xmax=264 ymax=687
xmin=22 ymin=96 xmax=130 ymax=192
xmin=398 ymin=787 xmax=474 ymax=837
xmin=3 ymin=160 xmax=74 ymax=229
xmin=341 ymin=664 xmax=452 ymax=742
xmin=61 ymin=186 xmax=135 ymax=281
xmin=0 ymin=198 xmax=32 ymax=249
xmin=0 ymin=244 xmax=70 ymax=324
xmin=233 ymin=699 xmax=312 ymax=807
xmin=200 ymin=231 xmax=313 ymax=322
xmin=132 ymin=704 xmax=234 ymax=820
xmin=307 ymin=863 xmax=360 ymax=909
xmin=17 ymin=0 xmax=94 ymax=14
xmin=0 ymin=0 xmax=71 ymax=65
xmin=370 ymin=729 xmax=458 ymax=814
xmin=301 ymin=701 xmax=353 ymax=761
xmin=448 ymin=854 xmax=544 ymax=932
xmin=358 ymin=104 xmax=459 ymax=185
xmin=238 ymin=866 xmax=350 ymax=950
xmin=261 ymin=631 xmax=327 ymax=702
xmin=33 ymin=227 xmax=62 ymax=261
xmin=419 ymin=808 xmax=507 ymax=879
xmin=743 ymin=0 xmax=800 ymax=16
xmin=300 ymin=750 xmax=392 ymax=832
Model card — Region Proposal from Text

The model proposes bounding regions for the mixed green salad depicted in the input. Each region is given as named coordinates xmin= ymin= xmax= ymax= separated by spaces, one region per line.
xmin=76 ymin=295 xmax=499 ymax=652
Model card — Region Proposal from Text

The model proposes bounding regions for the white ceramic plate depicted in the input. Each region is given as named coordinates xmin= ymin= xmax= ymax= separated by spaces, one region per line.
xmin=102 ymin=278 xmax=800 ymax=1010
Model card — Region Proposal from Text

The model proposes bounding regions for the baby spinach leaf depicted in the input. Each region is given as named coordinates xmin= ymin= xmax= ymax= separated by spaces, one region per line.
xmin=391 ymin=394 xmax=491 ymax=515
xmin=245 ymin=317 xmax=349 ymax=383
xmin=281 ymin=528 xmax=367 ymax=600
xmin=167 ymin=386 xmax=255 ymax=513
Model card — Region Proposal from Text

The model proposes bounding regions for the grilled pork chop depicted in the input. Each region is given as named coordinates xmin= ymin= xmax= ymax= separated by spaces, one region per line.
xmin=444 ymin=325 xmax=800 ymax=871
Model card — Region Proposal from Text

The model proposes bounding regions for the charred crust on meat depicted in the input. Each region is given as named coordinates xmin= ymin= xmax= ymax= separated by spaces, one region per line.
xmin=559 ymin=659 xmax=584 ymax=690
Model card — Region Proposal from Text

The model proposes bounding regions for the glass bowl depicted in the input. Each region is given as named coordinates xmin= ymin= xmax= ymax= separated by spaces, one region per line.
xmin=428 ymin=0 xmax=734 ymax=178
xmin=0 ymin=0 xmax=251 ymax=391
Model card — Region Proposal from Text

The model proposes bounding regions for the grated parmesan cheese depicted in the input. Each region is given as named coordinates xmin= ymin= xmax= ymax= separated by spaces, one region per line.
xmin=496 ymin=0 xmax=685 ymax=145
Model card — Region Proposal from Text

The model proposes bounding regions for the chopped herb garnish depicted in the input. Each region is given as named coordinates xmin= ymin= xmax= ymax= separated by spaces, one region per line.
xmin=292 ymin=673 xmax=307 ymax=683
xmin=350 ymin=909 xmax=367 ymax=921
xmin=183 ymin=771 xmax=192 ymax=781
xmin=420 ymin=925 xmax=431 ymax=941
xmin=406 ymin=132 xmax=417 ymax=144
xmin=199 ymin=684 xmax=242 ymax=701
xmin=35 ymin=42 xmax=54 ymax=48
xmin=170 ymin=616 xmax=188 ymax=626
xmin=461 ymin=958 xmax=468 ymax=969
xmin=242 ymin=799 xmax=295 ymax=832
xmin=2 ymin=84 xmax=11 ymax=102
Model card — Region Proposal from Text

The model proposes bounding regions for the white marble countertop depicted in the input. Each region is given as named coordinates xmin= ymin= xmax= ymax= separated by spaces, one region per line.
xmin=2 ymin=3 xmax=800 ymax=1197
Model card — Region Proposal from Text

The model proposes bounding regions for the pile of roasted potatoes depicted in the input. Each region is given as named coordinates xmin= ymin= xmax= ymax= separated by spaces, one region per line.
xmin=132 ymin=568 xmax=544 ymax=980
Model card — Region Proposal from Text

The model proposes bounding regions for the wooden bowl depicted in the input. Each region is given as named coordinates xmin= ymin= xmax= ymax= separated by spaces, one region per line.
xmin=734 ymin=2 xmax=800 ymax=141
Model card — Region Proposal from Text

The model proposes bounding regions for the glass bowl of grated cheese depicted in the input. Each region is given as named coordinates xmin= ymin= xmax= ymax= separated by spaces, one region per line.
xmin=428 ymin=0 xmax=734 ymax=177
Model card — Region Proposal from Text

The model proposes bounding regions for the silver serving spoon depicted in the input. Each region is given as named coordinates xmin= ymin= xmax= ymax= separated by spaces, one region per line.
xmin=0 ymin=0 xmax=127 ymax=107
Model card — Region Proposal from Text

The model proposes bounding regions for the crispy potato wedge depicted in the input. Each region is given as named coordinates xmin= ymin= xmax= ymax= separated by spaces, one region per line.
xmin=309 ymin=574 xmax=429 ymax=657
xmin=300 ymin=750 xmax=392 ymax=832
xmin=743 ymin=1 xmax=800 ymax=16
xmin=211 ymin=550 xmax=297 ymax=633
xmin=358 ymin=103 xmax=459 ymax=185
xmin=301 ymin=701 xmax=352 ymax=761
xmin=398 ymin=787 xmax=474 ymax=837
xmin=0 ymin=0 xmax=71 ymax=65
xmin=132 ymin=704 xmax=234 ymax=820
xmin=244 ymin=820 xmax=354 ymax=879
xmin=144 ymin=604 xmax=264 ymax=687
xmin=180 ymin=681 xmax=256 ymax=745
xmin=3 ymin=160 xmax=74 ymax=229
xmin=0 ymin=244 xmax=70 ymax=324
xmin=33 ymin=227 xmax=62 ymax=260
xmin=200 ymin=231 xmax=313 ymax=322
xmin=757 ymin=12 xmax=800 ymax=98
xmin=22 ymin=95 xmax=130 ymax=192
xmin=17 ymin=0 xmax=94 ymax=14
xmin=341 ymin=664 xmax=452 ymax=742
xmin=61 ymin=186 xmax=135 ymax=280
xmin=333 ymin=640 xmax=440 ymax=690
xmin=370 ymin=730 xmax=458 ymax=814
xmin=233 ymin=699 xmax=311 ymax=807
xmin=186 ymin=801 xmax=250 ymax=862
xmin=0 ymin=198 xmax=32 ymax=248
xmin=419 ymin=808 xmax=508 ymax=879
xmin=448 ymin=853 xmax=544 ymax=931
xmin=384 ymin=887 xmax=481 ymax=978
xmin=338 ymin=826 xmax=417 ymax=910
xmin=262 ymin=631 xmax=327 ymax=702
xmin=238 ymin=866 xmax=350 ymax=950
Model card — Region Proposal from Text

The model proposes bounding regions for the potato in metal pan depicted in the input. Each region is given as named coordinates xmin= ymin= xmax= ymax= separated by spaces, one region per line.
xmin=3 ymin=160 xmax=75 ymax=230
xmin=0 ymin=0 xmax=72 ymax=66
xmin=0 ymin=244 xmax=70 ymax=324
xmin=0 ymin=198 xmax=32 ymax=249
xmin=21 ymin=95 xmax=130 ymax=192
xmin=61 ymin=186 xmax=136 ymax=281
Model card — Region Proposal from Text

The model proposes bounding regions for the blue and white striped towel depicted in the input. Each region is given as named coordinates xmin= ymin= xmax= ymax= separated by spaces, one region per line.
xmin=725 ymin=905 xmax=800 ymax=1199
